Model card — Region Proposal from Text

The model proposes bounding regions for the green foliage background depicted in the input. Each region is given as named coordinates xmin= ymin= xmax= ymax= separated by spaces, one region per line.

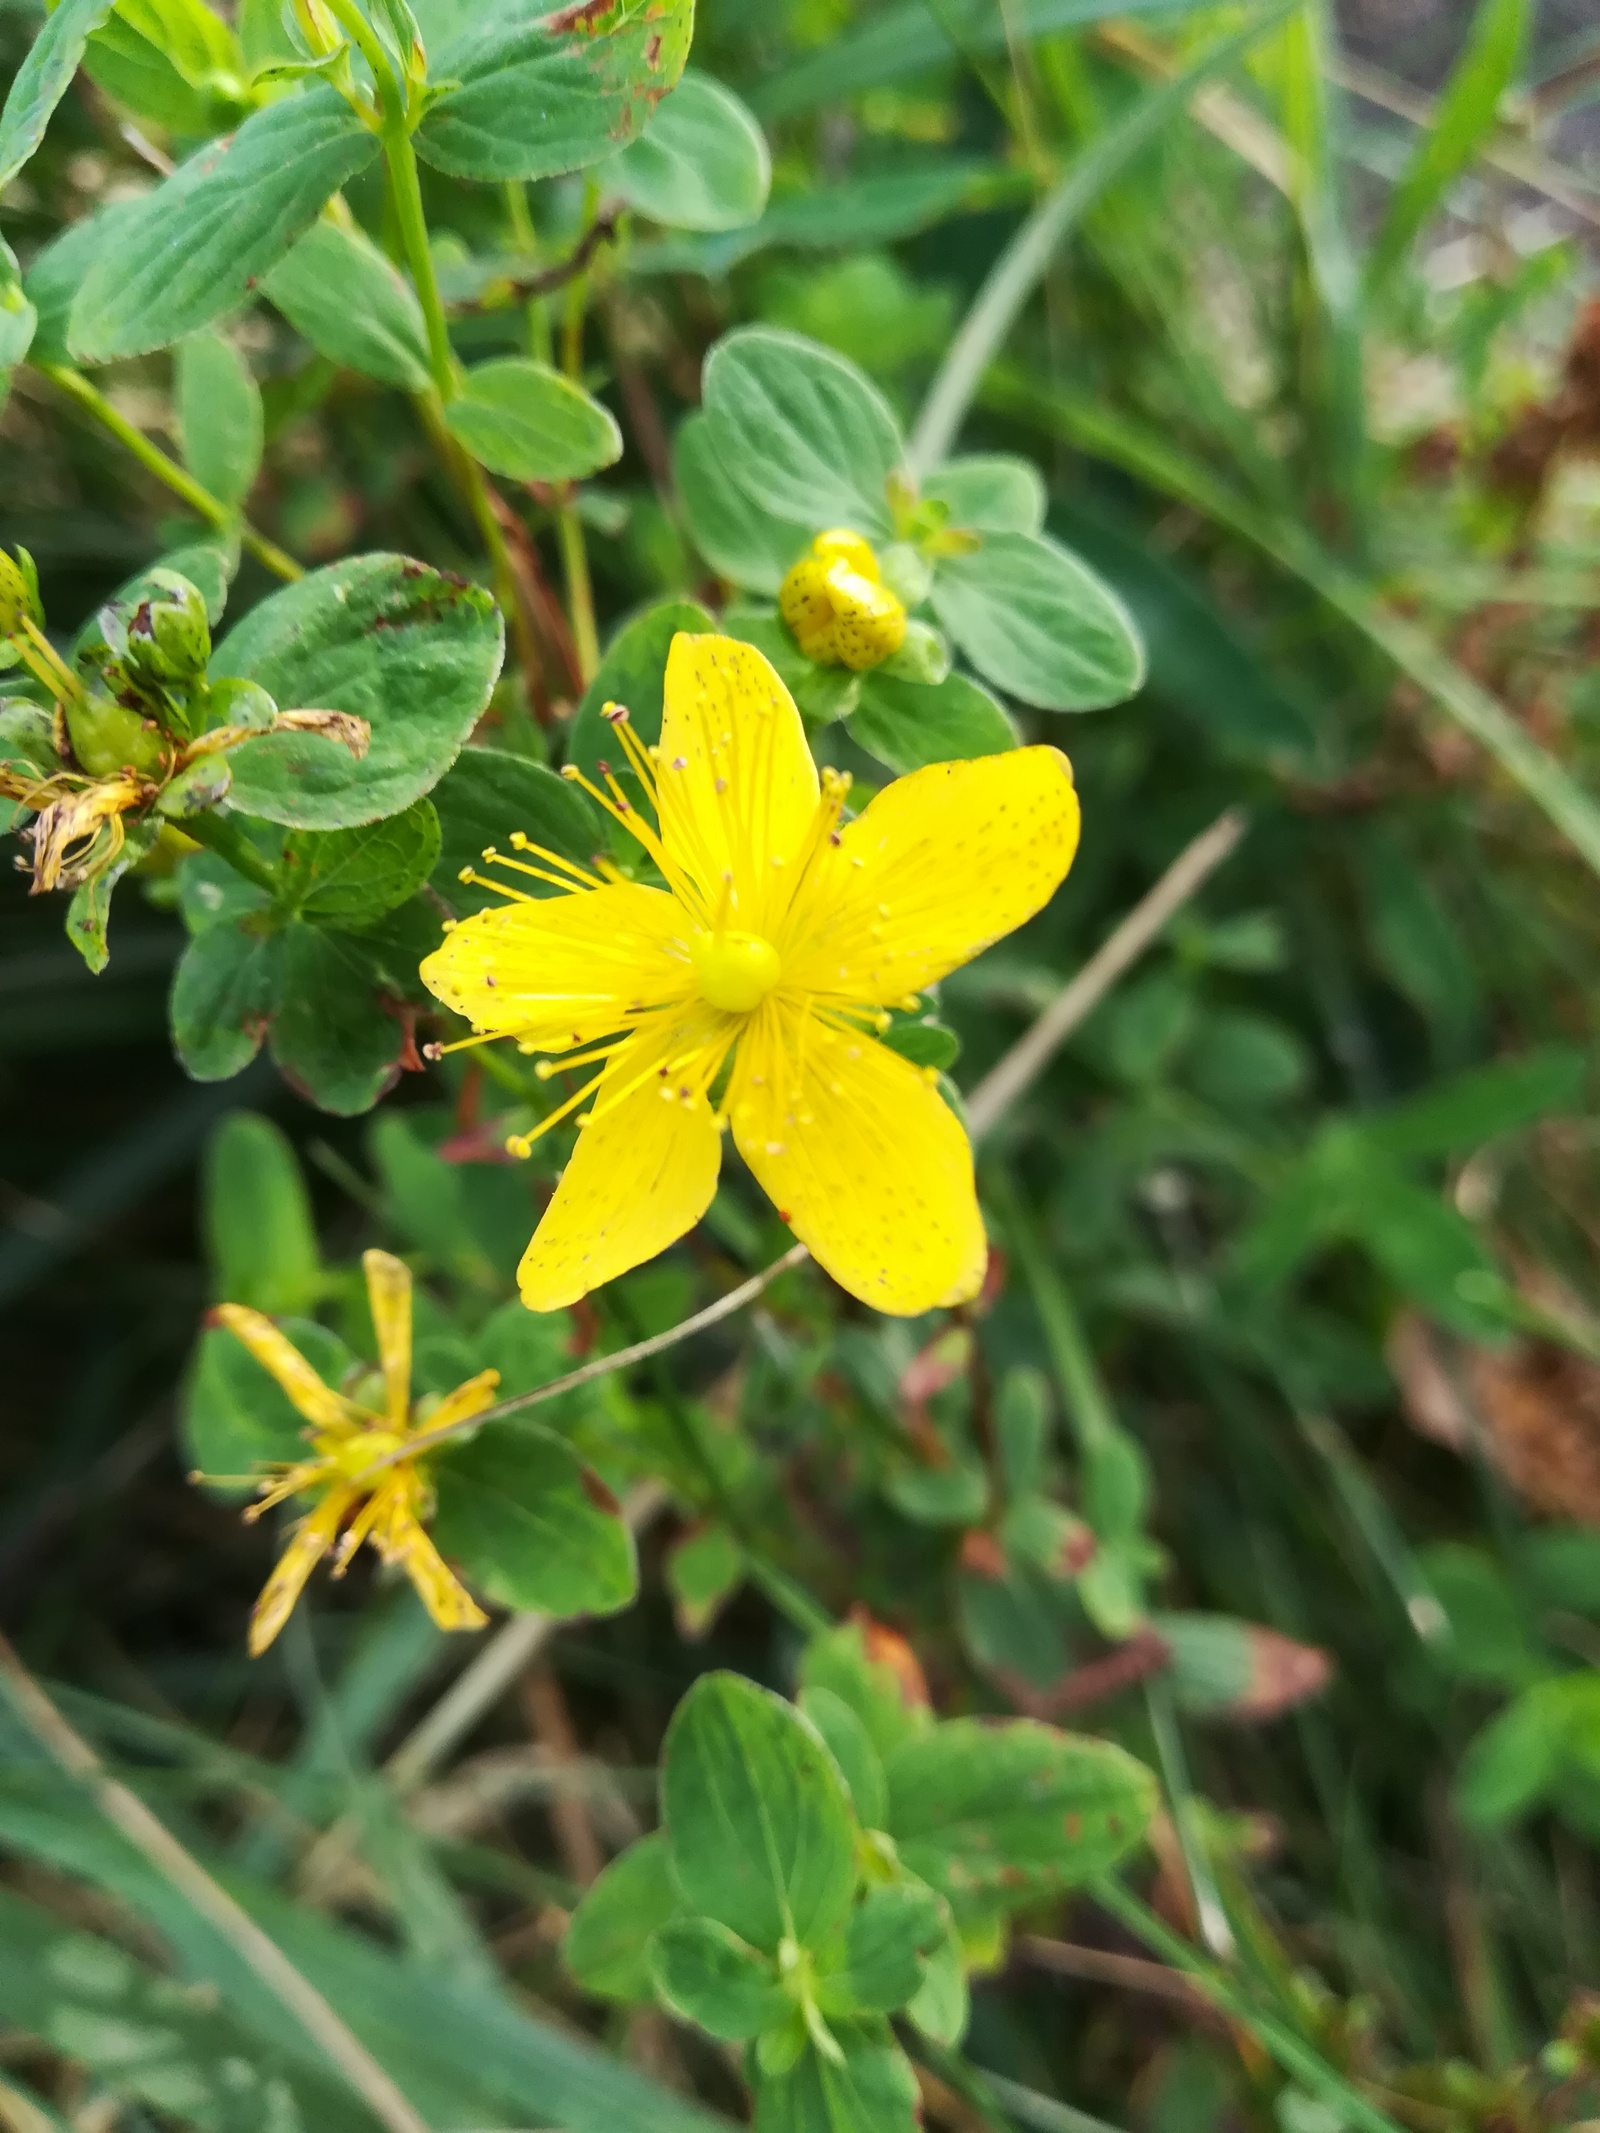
xmin=2 ymin=0 xmax=1600 ymax=2127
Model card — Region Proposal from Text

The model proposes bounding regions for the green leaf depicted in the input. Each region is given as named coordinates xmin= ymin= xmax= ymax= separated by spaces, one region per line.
xmin=432 ymin=1424 xmax=639 ymax=1618
xmin=0 ymin=241 xmax=36 ymax=379
xmin=84 ymin=0 xmax=247 ymax=135
xmin=649 ymin=1917 xmax=787 ymax=2040
xmin=568 ymin=597 xmax=716 ymax=786
xmin=1151 ymin=1613 xmax=1330 ymax=1722
xmin=169 ymin=921 xmax=278 ymax=1081
xmin=997 ymin=1367 xmax=1052 ymax=1500
xmin=183 ymin=1316 xmax=356 ymax=1494
xmin=702 ymin=327 xmax=905 ymax=539
xmin=905 ymin=1924 xmax=968 ymax=2046
xmin=754 ymin=2025 xmax=920 ymax=2133
xmin=848 ymin=670 xmax=1015 ymax=775
xmin=446 ymin=357 xmax=623 ymax=482
xmin=68 ymin=87 xmax=380 ymax=361
xmin=0 ymin=0 xmax=117 ymax=192
xmin=818 ymin=1884 xmax=943 ymax=2017
xmin=267 ymin=923 xmax=406 ymax=1115
xmin=878 ymin=1017 xmax=961 ymax=1072
xmin=416 ymin=0 xmax=694 ymax=183
xmin=931 ymin=530 xmax=1143 ymax=712
xmin=369 ymin=1111 xmax=531 ymax=1291
xmin=202 ymin=1111 xmax=320 ymax=1315
xmin=264 ymin=219 xmax=431 ymax=392
xmin=176 ymin=331 xmax=263 ymax=513
xmin=1455 ymin=1678 xmax=1594 ymax=1827
xmin=885 ymin=1461 xmax=988 ymax=1528
xmin=609 ymin=71 xmax=770 ymax=233
xmin=432 ymin=744 xmax=605 ymax=917
xmin=281 ymin=799 xmax=441 ymax=927
xmin=24 ymin=199 xmax=147 ymax=364
xmin=1361 ymin=1048 xmax=1588 ymax=1164
xmin=797 ymin=1686 xmax=887 ymax=1830
xmin=1184 ymin=1011 xmax=1309 ymax=1110
xmin=215 ymin=553 xmax=504 ymax=829
xmin=661 ymin=1672 xmax=857 ymax=1955
xmin=565 ymin=1834 xmax=681 ymax=2004
xmin=1367 ymin=0 xmax=1529 ymax=295
xmin=667 ymin=1522 xmax=746 ymax=1639
xmin=886 ymin=1720 xmax=1155 ymax=1910
xmin=674 ymin=413 xmax=805 ymax=594
xmin=798 ymin=1624 xmax=929 ymax=1764
xmin=923 ymin=455 xmax=1045 ymax=534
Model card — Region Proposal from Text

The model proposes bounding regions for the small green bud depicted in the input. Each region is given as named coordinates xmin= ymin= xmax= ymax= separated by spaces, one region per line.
xmin=875 ymin=619 xmax=950 ymax=687
xmin=199 ymin=676 xmax=278 ymax=733
xmin=0 ymin=700 xmax=59 ymax=779
xmin=64 ymin=693 xmax=167 ymax=780
xmin=121 ymin=571 xmax=212 ymax=688
xmin=158 ymin=753 xmax=232 ymax=820
xmin=0 ymin=547 xmax=42 ymax=636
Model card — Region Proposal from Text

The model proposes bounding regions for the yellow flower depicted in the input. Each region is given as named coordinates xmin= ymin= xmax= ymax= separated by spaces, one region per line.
xmin=213 ymin=1250 xmax=497 ymax=1656
xmin=421 ymin=633 xmax=1080 ymax=1318
xmin=779 ymin=529 xmax=908 ymax=670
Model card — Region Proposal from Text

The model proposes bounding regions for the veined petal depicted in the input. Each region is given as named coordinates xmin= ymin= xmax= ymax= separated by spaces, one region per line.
xmin=656 ymin=634 xmax=820 ymax=934
xmin=781 ymin=747 xmax=1080 ymax=1004
xmin=213 ymin=1304 xmax=367 ymax=1433
xmin=248 ymin=1489 xmax=354 ymax=1656
xmin=731 ymin=1003 xmax=987 ymax=1316
xmin=517 ymin=1009 xmax=730 ymax=1311
xmin=419 ymin=881 xmax=692 ymax=1047
xmin=363 ymin=1249 xmax=413 ymax=1427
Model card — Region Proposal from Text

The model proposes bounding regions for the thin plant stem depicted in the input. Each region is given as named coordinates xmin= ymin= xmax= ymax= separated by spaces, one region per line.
xmin=39 ymin=364 xmax=303 ymax=582
xmin=555 ymin=183 xmax=601 ymax=685
xmin=1090 ymin=1874 xmax=1411 ymax=2133
xmin=1144 ymin=1675 xmax=1237 ymax=1961
xmin=182 ymin=810 xmax=282 ymax=896
xmin=0 ymin=1634 xmax=434 ymax=2133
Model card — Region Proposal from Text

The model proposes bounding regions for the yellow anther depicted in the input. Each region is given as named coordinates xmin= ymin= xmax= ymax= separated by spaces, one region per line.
xmin=690 ymin=929 xmax=782 ymax=1014
xmin=779 ymin=530 xmax=908 ymax=672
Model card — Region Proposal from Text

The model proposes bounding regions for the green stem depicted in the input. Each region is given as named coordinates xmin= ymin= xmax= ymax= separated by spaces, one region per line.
xmin=40 ymin=364 xmax=302 ymax=583
xmin=182 ymin=811 xmax=282 ymax=896
xmin=556 ymin=184 xmax=601 ymax=686
xmin=1090 ymin=1876 xmax=1410 ymax=2133
xmin=989 ymin=1168 xmax=1115 ymax=1456
xmin=1144 ymin=1676 xmax=1236 ymax=1961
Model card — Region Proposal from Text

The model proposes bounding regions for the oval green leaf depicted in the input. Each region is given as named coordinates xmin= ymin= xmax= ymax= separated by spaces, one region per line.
xmin=610 ymin=72 xmax=771 ymax=234
xmin=931 ymin=530 xmax=1145 ymax=712
xmin=565 ymin=1833 xmax=681 ymax=2004
xmin=661 ymin=1672 xmax=857 ymax=1956
xmin=213 ymin=554 xmax=504 ymax=829
xmin=264 ymin=220 xmax=431 ymax=392
xmin=848 ymin=670 xmax=1016 ymax=775
xmin=674 ymin=412 xmax=805 ymax=594
xmin=923 ymin=454 xmax=1045 ymax=535
xmin=431 ymin=1424 xmax=639 ymax=1619
xmin=446 ymin=357 xmax=623 ymax=483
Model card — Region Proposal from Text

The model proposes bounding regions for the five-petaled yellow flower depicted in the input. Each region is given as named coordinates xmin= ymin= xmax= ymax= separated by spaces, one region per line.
xmin=421 ymin=634 xmax=1080 ymax=1317
xmin=213 ymin=1250 xmax=497 ymax=1655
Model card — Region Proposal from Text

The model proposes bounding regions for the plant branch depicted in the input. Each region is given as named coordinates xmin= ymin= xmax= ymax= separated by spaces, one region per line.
xmin=0 ymin=1634 xmax=434 ymax=2133
xmin=182 ymin=810 xmax=283 ymax=896
xmin=1090 ymin=1875 xmax=1410 ymax=2133
xmin=38 ymin=364 xmax=303 ymax=582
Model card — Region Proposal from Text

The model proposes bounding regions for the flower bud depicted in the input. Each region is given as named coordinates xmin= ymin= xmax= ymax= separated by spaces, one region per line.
xmin=121 ymin=571 xmax=212 ymax=688
xmin=0 ymin=547 xmax=42 ymax=636
xmin=876 ymin=620 xmax=950 ymax=687
xmin=778 ymin=529 xmax=908 ymax=673
xmin=200 ymin=677 xmax=278 ymax=733
xmin=64 ymin=693 xmax=167 ymax=780
xmin=0 ymin=701 xmax=59 ymax=780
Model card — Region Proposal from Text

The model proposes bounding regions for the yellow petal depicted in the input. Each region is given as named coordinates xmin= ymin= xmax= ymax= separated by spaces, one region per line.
xmin=422 ymin=1368 xmax=501 ymax=1435
xmin=213 ymin=1303 xmax=367 ymax=1432
xmin=376 ymin=1488 xmax=490 ymax=1634
xmin=419 ymin=880 xmax=691 ymax=1047
xmin=780 ymin=746 xmax=1080 ymax=1004
xmin=248 ymin=1490 xmax=352 ymax=1656
xmin=731 ymin=1002 xmax=987 ymax=1316
xmin=518 ymin=1010 xmax=728 ymax=1311
xmin=656 ymin=634 xmax=820 ymax=933
xmin=363 ymin=1249 xmax=413 ymax=1427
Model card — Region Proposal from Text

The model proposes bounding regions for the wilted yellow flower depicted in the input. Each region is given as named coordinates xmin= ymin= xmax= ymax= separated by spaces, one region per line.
xmin=212 ymin=1250 xmax=497 ymax=1656
xmin=779 ymin=529 xmax=908 ymax=670
xmin=421 ymin=634 xmax=1079 ymax=1317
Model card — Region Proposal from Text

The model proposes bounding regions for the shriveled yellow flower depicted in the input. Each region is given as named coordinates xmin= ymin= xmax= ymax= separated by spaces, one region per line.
xmin=212 ymin=1250 xmax=497 ymax=1656
xmin=421 ymin=633 xmax=1080 ymax=1318
xmin=779 ymin=529 xmax=908 ymax=670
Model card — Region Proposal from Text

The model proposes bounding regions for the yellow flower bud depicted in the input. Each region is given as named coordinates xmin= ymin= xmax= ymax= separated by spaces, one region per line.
xmin=779 ymin=529 xmax=908 ymax=672
xmin=0 ymin=548 xmax=40 ymax=637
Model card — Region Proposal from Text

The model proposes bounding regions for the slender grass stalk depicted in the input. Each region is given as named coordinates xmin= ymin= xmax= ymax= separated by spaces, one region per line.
xmin=908 ymin=4 xmax=1295 ymax=475
xmin=1091 ymin=1875 xmax=1411 ymax=2133
xmin=0 ymin=1635 xmax=435 ymax=2133
xmin=39 ymin=364 xmax=303 ymax=583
